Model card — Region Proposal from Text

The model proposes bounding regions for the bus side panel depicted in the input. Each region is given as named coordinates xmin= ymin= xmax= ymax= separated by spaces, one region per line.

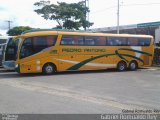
xmin=141 ymin=44 xmax=154 ymax=67
xmin=19 ymin=50 xmax=59 ymax=73
xmin=58 ymin=46 xmax=120 ymax=71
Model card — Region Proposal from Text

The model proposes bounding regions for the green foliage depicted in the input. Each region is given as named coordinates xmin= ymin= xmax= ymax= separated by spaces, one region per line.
xmin=34 ymin=0 xmax=93 ymax=30
xmin=7 ymin=26 xmax=32 ymax=36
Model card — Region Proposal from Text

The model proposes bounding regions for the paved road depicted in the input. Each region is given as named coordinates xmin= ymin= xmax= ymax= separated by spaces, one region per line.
xmin=0 ymin=68 xmax=160 ymax=113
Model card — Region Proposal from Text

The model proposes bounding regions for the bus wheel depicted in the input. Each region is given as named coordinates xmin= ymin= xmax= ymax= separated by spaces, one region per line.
xmin=129 ymin=61 xmax=138 ymax=71
xmin=117 ymin=61 xmax=127 ymax=71
xmin=42 ymin=63 xmax=56 ymax=75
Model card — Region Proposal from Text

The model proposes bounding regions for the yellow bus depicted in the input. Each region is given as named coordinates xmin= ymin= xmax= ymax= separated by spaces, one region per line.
xmin=15 ymin=29 xmax=154 ymax=74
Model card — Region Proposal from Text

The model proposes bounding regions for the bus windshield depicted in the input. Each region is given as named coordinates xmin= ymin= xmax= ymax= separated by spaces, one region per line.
xmin=20 ymin=36 xmax=57 ymax=59
xmin=5 ymin=38 xmax=19 ymax=61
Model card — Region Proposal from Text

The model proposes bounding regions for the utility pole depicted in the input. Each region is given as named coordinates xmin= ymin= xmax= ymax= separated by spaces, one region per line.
xmin=84 ymin=0 xmax=89 ymax=31
xmin=85 ymin=0 xmax=87 ymax=31
xmin=117 ymin=0 xmax=120 ymax=34
xmin=5 ymin=20 xmax=12 ymax=30
xmin=87 ymin=0 xmax=89 ymax=24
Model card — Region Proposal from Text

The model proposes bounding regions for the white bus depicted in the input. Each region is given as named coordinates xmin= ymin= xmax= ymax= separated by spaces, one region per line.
xmin=2 ymin=37 xmax=19 ymax=70
xmin=0 ymin=36 xmax=13 ymax=66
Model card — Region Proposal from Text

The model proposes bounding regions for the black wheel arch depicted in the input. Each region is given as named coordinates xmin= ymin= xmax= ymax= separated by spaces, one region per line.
xmin=117 ymin=60 xmax=127 ymax=67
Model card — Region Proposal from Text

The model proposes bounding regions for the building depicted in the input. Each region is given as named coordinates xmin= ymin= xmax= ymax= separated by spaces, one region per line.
xmin=90 ymin=21 xmax=160 ymax=44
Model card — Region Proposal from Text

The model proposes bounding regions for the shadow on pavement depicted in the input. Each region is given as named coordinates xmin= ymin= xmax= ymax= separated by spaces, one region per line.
xmin=0 ymin=68 xmax=149 ymax=79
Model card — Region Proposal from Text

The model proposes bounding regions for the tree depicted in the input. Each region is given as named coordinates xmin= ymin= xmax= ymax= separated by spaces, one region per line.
xmin=7 ymin=26 xmax=32 ymax=36
xmin=34 ymin=0 xmax=93 ymax=30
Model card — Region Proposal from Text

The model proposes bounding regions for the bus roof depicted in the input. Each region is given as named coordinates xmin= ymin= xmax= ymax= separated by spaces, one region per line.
xmin=21 ymin=29 xmax=153 ymax=38
xmin=21 ymin=29 xmax=86 ymax=34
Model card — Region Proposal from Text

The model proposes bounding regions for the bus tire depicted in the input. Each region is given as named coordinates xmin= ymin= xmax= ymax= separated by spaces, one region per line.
xmin=42 ymin=63 xmax=56 ymax=75
xmin=117 ymin=61 xmax=127 ymax=71
xmin=129 ymin=61 xmax=138 ymax=71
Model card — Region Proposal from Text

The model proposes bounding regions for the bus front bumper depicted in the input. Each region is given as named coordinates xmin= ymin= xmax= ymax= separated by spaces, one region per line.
xmin=2 ymin=61 xmax=15 ymax=70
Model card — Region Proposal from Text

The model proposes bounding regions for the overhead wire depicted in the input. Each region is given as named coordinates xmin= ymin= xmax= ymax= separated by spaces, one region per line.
xmin=90 ymin=2 xmax=160 ymax=14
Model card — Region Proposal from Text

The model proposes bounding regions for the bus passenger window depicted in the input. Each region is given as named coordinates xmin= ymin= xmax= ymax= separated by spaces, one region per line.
xmin=128 ymin=38 xmax=139 ymax=46
xmin=138 ymin=38 xmax=151 ymax=46
xmin=106 ymin=37 xmax=117 ymax=46
xmin=85 ymin=36 xmax=95 ymax=46
xmin=119 ymin=38 xmax=127 ymax=46
xmin=33 ymin=37 xmax=47 ymax=53
xmin=61 ymin=36 xmax=74 ymax=45
xmin=77 ymin=36 xmax=84 ymax=45
xmin=33 ymin=36 xmax=57 ymax=53
xmin=95 ymin=36 xmax=106 ymax=46
xmin=46 ymin=36 xmax=57 ymax=47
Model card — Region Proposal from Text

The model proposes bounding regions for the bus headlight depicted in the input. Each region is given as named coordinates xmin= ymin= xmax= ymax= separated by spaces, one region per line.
xmin=15 ymin=64 xmax=18 ymax=68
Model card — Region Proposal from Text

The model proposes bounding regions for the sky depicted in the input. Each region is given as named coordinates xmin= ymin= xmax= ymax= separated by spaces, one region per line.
xmin=0 ymin=0 xmax=160 ymax=35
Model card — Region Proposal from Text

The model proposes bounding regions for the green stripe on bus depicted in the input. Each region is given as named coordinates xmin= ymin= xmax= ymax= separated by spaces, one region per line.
xmin=67 ymin=54 xmax=115 ymax=70
xmin=67 ymin=48 xmax=151 ymax=70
